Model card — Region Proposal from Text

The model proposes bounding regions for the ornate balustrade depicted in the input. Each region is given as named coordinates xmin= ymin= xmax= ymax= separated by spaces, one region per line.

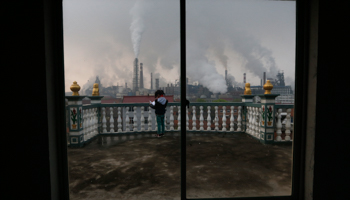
xmin=65 ymin=80 xmax=293 ymax=147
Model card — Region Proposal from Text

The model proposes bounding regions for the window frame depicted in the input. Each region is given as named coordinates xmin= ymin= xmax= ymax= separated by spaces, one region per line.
xmin=48 ymin=0 xmax=311 ymax=199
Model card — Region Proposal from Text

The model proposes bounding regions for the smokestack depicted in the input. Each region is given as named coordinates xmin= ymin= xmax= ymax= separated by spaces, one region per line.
xmin=263 ymin=72 xmax=266 ymax=85
xmin=133 ymin=58 xmax=139 ymax=92
xmin=243 ymin=73 xmax=246 ymax=84
xmin=139 ymin=63 xmax=144 ymax=89
xmin=261 ymin=79 xmax=262 ymax=86
xmin=125 ymin=82 xmax=127 ymax=88
xmin=151 ymin=73 xmax=153 ymax=90
xmin=155 ymin=78 xmax=159 ymax=90
xmin=225 ymin=70 xmax=227 ymax=82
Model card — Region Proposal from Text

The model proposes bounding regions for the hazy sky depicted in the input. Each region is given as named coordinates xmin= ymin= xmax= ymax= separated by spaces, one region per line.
xmin=63 ymin=0 xmax=295 ymax=93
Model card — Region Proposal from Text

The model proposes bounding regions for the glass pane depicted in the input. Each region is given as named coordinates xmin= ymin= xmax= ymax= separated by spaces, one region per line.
xmin=63 ymin=0 xmax=180 ymax=199
xmin=186 ymin=0 xmax=295 ymax=198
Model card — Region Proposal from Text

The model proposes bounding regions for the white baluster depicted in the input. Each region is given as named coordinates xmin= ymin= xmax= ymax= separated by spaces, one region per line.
xmin=148 ymin=109 xmax=152 ymax=131
xmin=177 ymin=106 xmax=181 ymax=131
xmin=237 ymin=106 xmax=242 ymax=131
xmin=133 ymin=107 xmax=138 ymax=132
xmin=102 ymin=107 xmax=107 ymax=133
xmin=246 ymin=107 xmax=251 ymax=134
xmin=85 ymin=108 xmax=89 ymax=139
xmin=186 ymin=106 xmax=189 ymax=130
xmin=251 ymin=107 xmax=256 ymax=136
xmin=140 ymin=106 xmax=145 ymax=131
xmin=93 ymin=108 xmax=97 ymax=137
xmin=81 ymin=109 xmax=86 ymax=141
xmin=125 ymin=107 xmax=130 ymax=132
xmin=276 ymin=108 xmax=282 ymax=141
xmin=230 ymin=106 xmax=234 ymax=131
xmin=117 ymin=107 xmax=122 ymax=132
xmin=199 ymin=106 xmax=204 ymax=131
xmin=170 ymin=106 xmax=174 ymax=131
xmin=192 ymin=106 xmax=196 ymax=131
xmin=82 ymin=109 xmax=87 ymax=141
xmin=95 ymin=108 xmax=98 ymax=136
xmin=222 ymin=106 xmax=227 ymax=131
xmin=285 ymin=108 xmax=292 ymax=141
xmin=88 ymin=108 xmax=93 ymax=139
xmin=207 ymin=106 xmax=211 ymax=131
xmin=256 ymin=107 xmax=259 ymax=137
xmin=258 ymin=108 xmax=262 ymax=138
xmin=214 ymin=106 xmax=219 ymax=131
xmin=109 ymin=107 xmax=115 ymax=133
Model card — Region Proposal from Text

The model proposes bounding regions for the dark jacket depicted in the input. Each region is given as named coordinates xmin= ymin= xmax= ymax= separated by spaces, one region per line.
xmin=150 ymin=97 xmax=168 ymax=115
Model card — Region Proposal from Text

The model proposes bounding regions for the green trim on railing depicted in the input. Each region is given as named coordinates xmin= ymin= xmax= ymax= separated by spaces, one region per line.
xmin=82 ymin=104 xmax=101 ymax=109
xmin=275 ymin=104 xmax=294 ymax=109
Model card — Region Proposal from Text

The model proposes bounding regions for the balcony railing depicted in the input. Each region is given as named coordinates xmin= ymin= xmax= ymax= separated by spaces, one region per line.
xmin=66 ymin=96 xmax=293 ymax=147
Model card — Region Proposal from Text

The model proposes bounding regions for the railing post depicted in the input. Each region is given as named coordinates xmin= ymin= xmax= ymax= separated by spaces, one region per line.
xmin=109 ymin=107 xmax=115 ymax=133
xmin=241 ymin=94 xmax=254 ymax=134
xmin=259 ymin=93 xmax=279 ymax=144
xmin=66 ymin=95 xmax=86 ymax=147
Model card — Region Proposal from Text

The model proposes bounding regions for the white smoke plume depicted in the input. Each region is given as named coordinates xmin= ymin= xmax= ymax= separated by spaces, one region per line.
xmin=187 ymin=40 xmax=228 ymax=94
xmin=129 ymin=0 xmax=153 ymax=58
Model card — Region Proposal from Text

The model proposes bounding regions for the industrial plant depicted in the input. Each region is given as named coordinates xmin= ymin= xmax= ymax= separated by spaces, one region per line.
xmin=80 ymin=58 xmax=294 ymax=104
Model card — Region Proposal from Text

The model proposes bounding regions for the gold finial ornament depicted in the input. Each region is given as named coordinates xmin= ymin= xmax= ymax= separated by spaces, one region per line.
xmin=70 ymin=81 xmax=81 ymax=96
xmin=92 ymin=83 xmax=100 ymax=96
xmin=263 ymin=80 xmax=273 ymax=94
xmin=244 ymin=83 xmax=252 ymax=95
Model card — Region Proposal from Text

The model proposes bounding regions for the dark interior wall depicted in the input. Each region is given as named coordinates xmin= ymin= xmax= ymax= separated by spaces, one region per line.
xmin=4 ymin=1 xmax=51 ymax=199
xmin=313 ymin=1 xmax=349 ymax=199
xmin=3 ymin=0 xmax=349 ymax=199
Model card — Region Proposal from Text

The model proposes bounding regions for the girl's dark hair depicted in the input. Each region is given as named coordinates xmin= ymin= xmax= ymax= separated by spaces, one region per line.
xmin=155 ymin=90 xmax=165 ymax=97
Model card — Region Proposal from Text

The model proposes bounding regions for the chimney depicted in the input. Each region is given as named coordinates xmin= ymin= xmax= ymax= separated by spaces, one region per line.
xmin=125 ymin=82 xmax=127 ymax=88
xmin=133 ymin=58 xmax=139 ymax=92
xmin=263 ymin=72 xmax=266 ymax=85
xmin=243 ymin=73 xmax=246 ymax=84
xmin=151 ymin=73 xmax=153 ymax=90
xmin=225 ymin=70 xmax=227 ymax=83
xmin=139 ymin=63 xmax=144 ymax=89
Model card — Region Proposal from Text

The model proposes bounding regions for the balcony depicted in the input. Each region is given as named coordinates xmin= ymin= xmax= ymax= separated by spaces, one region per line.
xmin=66 ymin=99 xmax=293 ymax=147
xmin=66 ymin=82 xmax=294 ymax=199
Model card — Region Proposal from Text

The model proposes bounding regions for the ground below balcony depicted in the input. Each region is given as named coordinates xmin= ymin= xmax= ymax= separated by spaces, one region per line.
xmin=68 ymin=132 xmax=292 ymax=200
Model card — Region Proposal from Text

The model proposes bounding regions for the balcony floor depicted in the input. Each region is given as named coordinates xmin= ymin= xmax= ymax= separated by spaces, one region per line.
xmin=68 ymin=132 xmax=292 ymax=200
